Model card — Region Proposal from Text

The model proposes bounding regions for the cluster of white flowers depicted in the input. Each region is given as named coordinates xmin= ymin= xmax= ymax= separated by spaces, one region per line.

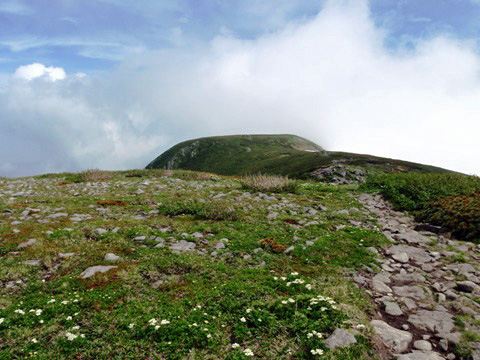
xmin=281 ymin=298 xmax=296 ymax=305
xmin=355 ymin=324 xmax=366 ymax=329
xmin=309 ymin=295 xmax=336 ymax=306
xmin=244 ymin=348 xmax=254 ymax=357
xmin=128 ymin=323 xmax=135 ymax=329
xmin=0 ymin=318 xmax=4 ymax=324
xmin=66 ymin=316 xmax=73 ymax=321
xmin=14 ymin=309 xmax=25 ymax=315
xmin=311 ymin=348 xmax=324 ymax=356
xmin=47 ymin=299 xmax=55 ymax=304
xmin=61 ymin=300 xmax=69 ymax=305
xmin=31 ymin=338 xmax=38 ymax=343
xmin=286 ymin=278 xmax=305 ymax=286
xmin=307 ymin=330 xmax=323 ymax=339
xmin=246 ymin=308 xmax=252 ymax=313
xmin=148 ymin=318 xmax=157 ymax=326
xmin=305 ymin=284 xmax=313 ymax=290
xmin=290 ymin=272 xmax=299 ymax=276
xmin=231 ymin=343 xmax=240 ymax=349
xmin=65 ymin=332 xmax=78 ymax=341
xmin=160 ymin=319 xmax=170 ymax=325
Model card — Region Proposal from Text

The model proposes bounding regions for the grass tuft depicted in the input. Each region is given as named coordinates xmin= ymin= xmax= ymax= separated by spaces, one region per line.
xmin=240 ymin=174 xmax=299 ymax=193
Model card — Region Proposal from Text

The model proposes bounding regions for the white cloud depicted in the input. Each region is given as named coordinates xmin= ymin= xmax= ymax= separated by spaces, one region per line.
xmin=1 ymin=0 xmax=480 ymax=177
xmin=14 ymin=63 xmax=66 ymax=81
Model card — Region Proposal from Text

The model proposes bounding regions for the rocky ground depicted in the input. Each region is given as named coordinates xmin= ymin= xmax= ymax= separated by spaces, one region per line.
xmin=356 ymin=194 xmax=480 ymax=360
xmin=0 ymin=170 xmax=478 ymax=359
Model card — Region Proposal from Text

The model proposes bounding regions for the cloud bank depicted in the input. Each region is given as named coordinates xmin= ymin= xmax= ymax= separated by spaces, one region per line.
xmin=1 ymin=1 xmax=480 ymax=177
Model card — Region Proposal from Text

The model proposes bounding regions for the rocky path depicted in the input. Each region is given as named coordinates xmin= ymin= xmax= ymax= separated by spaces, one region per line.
xmin=356 ymin=194 xmax=480 ymax=360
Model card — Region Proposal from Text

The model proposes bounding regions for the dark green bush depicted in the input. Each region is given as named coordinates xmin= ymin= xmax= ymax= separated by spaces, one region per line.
xmin=362 ymin=172 xmax=480 ymax=211
xmin=417 ymin=193 xmax=480 ymax=242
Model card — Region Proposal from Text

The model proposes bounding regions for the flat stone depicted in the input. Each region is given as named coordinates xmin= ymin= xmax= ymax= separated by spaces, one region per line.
xmin=324 ymin=328 xmax=357 ymax=349
xmin=455 ymin=281 xmax=477 ymax=293
xmin=371 ymin=320 xmax=412 ymax=353
xmin=215 ymin=242 xmax=226 ymax=250
xmin=372 ymin=280 xmax=393 ymax=294
xmin=58 ymin=253 xmax=75 ymax=258
xmin=191 ymin=232 xmax=204 ymax=239
xmin=408 ymin=310 xmax=455 ymax=334
xmin=391 ymin=273 xmax=426 ymax=285
xmin=23 ymin=260 xmax=40 ymax=266
xmin=373 ymin=273 xmax=392 ymax=284
xmin=393 ymin=286 xmax=429 ymax=301
xmin=48 ymin=213 xmax=68 ymax=218
xmin=394 ymin=231 xmax=430 ymax=245
xmin=94 ymin=228 xmax=108 ymax=234
xmin=384 ymin=301 xmax=403 ymax=316
xmin=267 ymin=212 xmax=279 ymax=220
xmin=392 ymin=252 xmax=409 ymax=263
xmin=134 ymin=236 xmax=146 ymax=241
xmin=396 ymin=352 xmax=443 ymax=360
xmin=413 ymin=340 xmax=432 ymax=351
xmin=80 ymin=265 xmax=117 ymax=279
xmin=104 ymin=253 xmax=121 ymax=261
xmin=387 ymin=245 xmax=431 ymax=264
xmin=18 ymin=238 xmax=36 ymax=249
xmin=170 ymin=240 xmax=196 ymax=252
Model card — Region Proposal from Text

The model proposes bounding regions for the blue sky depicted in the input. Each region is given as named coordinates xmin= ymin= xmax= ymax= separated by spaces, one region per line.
xmin=1 ymin=0 xmax=480 ymax=176
xmin=2 ymin=0 xmax=480 ymax=73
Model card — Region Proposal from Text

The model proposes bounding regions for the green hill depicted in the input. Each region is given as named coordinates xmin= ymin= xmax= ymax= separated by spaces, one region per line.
xmin=145 ymin=134 xmax=452 ymax=177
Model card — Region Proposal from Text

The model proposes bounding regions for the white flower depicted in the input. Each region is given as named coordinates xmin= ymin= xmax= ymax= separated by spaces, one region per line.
xmin=240 ymin=317 xmax=246 ymax=323
xmin=244 ymin=348 xmax=254 ymax=357
xmin=128 ymin=323 xmax=135 ymax=329
xmin=80 ymin=334 xmax=85 ymax=338
xmin=65 ymin=332 xmax=78 ymax=341
xmin=246 ymin=308 xmax=252 ymax=313
xmin=35 ymin=309 xmax=42 ymax=316
xmin=307 ymin=333 xmax=313 ymax=338
xmin=160 ymin=319 xmax=170 ymax=325
xmin=155 ymin=325 xmax=160 ymax=330
xmin=207 ymin=334 xmax=212 ymax=338
xmin=66 ymin=316 xmax=72 ymax=321
xmin=40 ymin=320 xmax=44 ymax=324
xmin=306 ymin=284 xmax=313 ymax=290
xmin=273 ymin=277 xmax=278 ymax=280
xmin=288 ymin=298 xmax=295 ymax=303
xmin=0 ymin=318 xmax=4 ymax=324
xmin=290 ymin=272 xmax=299 ymax=276
xmin=14 ymin=309 xmax=25 ymax=315
xmin=31 ymin=338 xmax=38 ymax=343
xmin=356 ymin=324 xmax=366 ymax=329
xmin=71 ymin=326 xmax=80 ymax=330
xmin=281 ymin=300 xmax=288 ymax=305
xmin=232 ymin=343 xmax=240 ymax=349
xmin=47 ymin=299 xmax=55 ymax=304
xmin=148 ymin=318 xmax=157 ymax=326
xmin=61 ymin=301 xmax=69 ymax=305
xmin=281 ymin=277 xmax=287 ymax=281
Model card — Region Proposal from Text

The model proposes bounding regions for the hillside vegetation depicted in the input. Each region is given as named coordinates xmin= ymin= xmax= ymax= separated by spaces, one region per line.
xmin=146 ymin=135 xmax=451 ymax=178
xmin=362 ymin=172 xmax=480 ymax=242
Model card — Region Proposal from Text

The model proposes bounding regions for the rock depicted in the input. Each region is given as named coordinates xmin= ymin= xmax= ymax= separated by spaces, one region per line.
xmin=23 ymin=260 xmax=40 ymax=266
xmin=284 ymin=246 xmax=295 ymax=254
xmin=455 ymin=281 xmax=477 ymax=293
xmin=170 ymin=240 xmax=196 ymax=253
xmin=393 ymin=286 xmax=429 ymax=301
xmin=324 ymin=328 xmax=357 ymax=349
xmin=373 ymin=273 xmax=392 ymax=284
xmin=408 ymin=310 xmax=455 ymax=334
xmin=48 ymin=213 xmax=68 ymax=219
xmin=134 ymin=236 xmax=146 ymax=241
xmin=413 ymin=340 xmax=432 ymax=351
xmin=267 ymin=212 xmax=279 ymax=220
xmin=394 ymin=231 xmax=430 ymax=245
xmin=104 ymin=253 xmax=121 ymax=261
xmin=18 ymin=238 xmax=36 ymax=249
xmin=94 ymin=228 xmax=108 ymax=235
xmin=383 ymin=301 xmax=403 ymax=316
xmin=215 ymin=242 xmax=226 ymax=250
xmin=372 ymin=280 xmax=393 ymax=294
xmin=135 ymin=189 xmax=144 ymax=195
xmin=191 ymin=232 xmax=204 ymax=239
xmin=80 ymin=265 xmax=117 ymax=279
xmin=354 ymin=275 xmax=368 ymax=286
xmin=414 ymin=224 xmax=444 ymax=234
xmin=371 ymin=320 xmax=412 ymax=353
xmin=396 ymin=352 xmax=443 ymax=360
xmin=387 ymin=245 xmax=431 ymax=263
xmin=392 ymin=273 xmax=426 ymax=285
xmin=58 ymin=253 xmax=75 ymax=258
xmin=392 ymin=252 xmax=409 ymax=263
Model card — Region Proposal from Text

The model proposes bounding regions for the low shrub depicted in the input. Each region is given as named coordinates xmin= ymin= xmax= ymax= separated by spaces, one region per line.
xmin=157 ymin=200 xmax=240 ymax=221
xmin=417 ymin=193 xmax=480 ymax=242
xmin=64 ymin=169 xmax=114 ymax=183
xmin=362 ymin=172 xmax=480 ymax=211
xmin=240 ymin=174 xmax=299 ymax=193
xmin=172 ymin=170 xmax=218 ymax=181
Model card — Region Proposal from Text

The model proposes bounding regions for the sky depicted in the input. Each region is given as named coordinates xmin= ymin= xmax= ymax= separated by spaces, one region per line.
xmin=1 ymin=0 xmax=480 ymax=177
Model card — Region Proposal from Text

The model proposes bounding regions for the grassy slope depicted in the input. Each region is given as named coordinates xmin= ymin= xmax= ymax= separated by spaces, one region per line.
xmin=0 ymin=170 xmax=387 ymax=359
xmin=145 ymin=135 xmax=452 ymax=177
